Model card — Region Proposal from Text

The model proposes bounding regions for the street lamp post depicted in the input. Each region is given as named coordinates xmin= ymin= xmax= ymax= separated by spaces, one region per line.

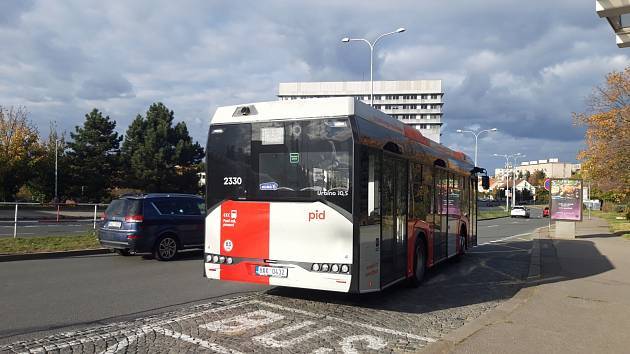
xmin=493 ymin=153 xmax=522 ymax=210
xmin=512 ymin=155 xmax=526 ymax=207
xmin=341 ymin=28 xmax=406 ymax=106
xmin=54 ymin=137 xmax=58 ymax=203
xmin=456 ymin=128 xmax=498 ymax=166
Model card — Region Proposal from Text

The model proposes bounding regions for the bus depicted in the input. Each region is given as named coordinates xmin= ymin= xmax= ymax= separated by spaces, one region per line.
xmin=204 ymin=97 xmax=483 ymax=293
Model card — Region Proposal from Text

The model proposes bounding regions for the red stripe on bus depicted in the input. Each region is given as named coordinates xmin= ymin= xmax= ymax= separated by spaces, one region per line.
xmin=219 ymin=201 xmax=270 ymax=284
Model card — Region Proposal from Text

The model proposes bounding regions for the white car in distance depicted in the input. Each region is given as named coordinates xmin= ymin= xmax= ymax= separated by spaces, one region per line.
xmin=510 ymin=206 xmax=530 ymax=218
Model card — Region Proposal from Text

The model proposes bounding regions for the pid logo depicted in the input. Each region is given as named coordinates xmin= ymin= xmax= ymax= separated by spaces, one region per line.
xmin=308 ymin=210 xmax=326 ymax=222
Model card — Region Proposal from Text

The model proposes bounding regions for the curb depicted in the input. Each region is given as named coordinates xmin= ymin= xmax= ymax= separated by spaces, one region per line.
xmin=478 ymin=215 xmax=509 ymax=221
xmin=421 ymin=227 xmax=545 ymax=354
xmin=0 ymin=248 xmax=112 ymax=262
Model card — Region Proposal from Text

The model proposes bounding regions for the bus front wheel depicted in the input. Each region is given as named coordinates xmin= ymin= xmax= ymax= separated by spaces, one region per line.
xmin=408 ymin=242 xmax=427 ymax=288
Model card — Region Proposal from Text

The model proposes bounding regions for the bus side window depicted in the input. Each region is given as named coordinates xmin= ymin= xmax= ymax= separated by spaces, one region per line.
xmin=359 ymin=148 xmax=381 ymax=225
xmin=411 ymin=163 xmax=425 ymax=220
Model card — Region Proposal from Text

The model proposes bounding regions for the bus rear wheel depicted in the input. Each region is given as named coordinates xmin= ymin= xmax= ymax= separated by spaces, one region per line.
xmin=408 ymin=242 xmax=427 ymax=288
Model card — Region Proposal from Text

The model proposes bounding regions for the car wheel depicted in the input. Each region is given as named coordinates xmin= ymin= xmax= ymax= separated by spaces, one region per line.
xmin=154 ymin=235 xmax=178 ymax=261
xmin=115 ymin=249 xmax=132 ymax=256
xmin=408 ymin=242 xmax=427 ymax=288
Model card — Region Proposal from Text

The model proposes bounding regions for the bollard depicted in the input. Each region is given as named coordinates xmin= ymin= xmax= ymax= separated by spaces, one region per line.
xmin=56 ymin=204 xmax=60 ymax=222
xmin=14 ymin=203 xmax=18 ymax=238
xmin=93 ymin=204 xmax=98 ymax=229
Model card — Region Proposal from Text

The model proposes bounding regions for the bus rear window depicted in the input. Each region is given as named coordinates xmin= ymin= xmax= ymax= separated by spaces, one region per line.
xmin=206 ymin=118 xmax=353 ymax=212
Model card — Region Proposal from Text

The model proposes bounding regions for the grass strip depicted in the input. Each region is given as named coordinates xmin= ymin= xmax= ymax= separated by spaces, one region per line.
xmin=478 ymin=207 xmax=509 ymax=220
xmin=0 ymin=232 xmax=101 ymax=254
xmin=590 ymin=210 xmax=630 ymax=234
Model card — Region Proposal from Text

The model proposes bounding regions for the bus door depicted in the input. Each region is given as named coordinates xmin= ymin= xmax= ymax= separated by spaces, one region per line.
xmin=433 ymin=168 xmax=448 ymax=262
xmin=380 ymin=155 xmax=408 ymax=286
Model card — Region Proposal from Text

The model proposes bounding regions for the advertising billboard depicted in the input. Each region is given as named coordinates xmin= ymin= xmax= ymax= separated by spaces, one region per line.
xmin=550 ymin=179 xmax=583 ymax=221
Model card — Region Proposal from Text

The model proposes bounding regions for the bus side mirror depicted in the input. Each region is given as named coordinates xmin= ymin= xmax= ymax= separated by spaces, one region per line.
xmin=481 ymin=176 xmax=490 ymax=190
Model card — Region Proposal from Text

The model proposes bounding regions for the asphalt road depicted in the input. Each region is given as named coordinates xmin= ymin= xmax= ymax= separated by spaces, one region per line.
xmin=477 ymin=207 xmax=550 ymax=245
xmin=0 ymin=220 xmax=95 ymax=238
xmin=0 ymin=214 xmax=548 ymax=349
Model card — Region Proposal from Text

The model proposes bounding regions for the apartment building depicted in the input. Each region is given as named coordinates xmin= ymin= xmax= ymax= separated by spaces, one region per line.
xmin=278 ymin=80 xmax=443 ymax=143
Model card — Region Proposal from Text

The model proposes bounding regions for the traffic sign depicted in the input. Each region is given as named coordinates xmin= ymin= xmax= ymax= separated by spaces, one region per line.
xmin=544 ymin=178 xmax=550 ymax=191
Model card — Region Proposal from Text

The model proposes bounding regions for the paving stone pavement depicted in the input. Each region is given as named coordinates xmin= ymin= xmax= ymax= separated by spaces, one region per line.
xmin=0 ymin=236 xmax=534 ymax=354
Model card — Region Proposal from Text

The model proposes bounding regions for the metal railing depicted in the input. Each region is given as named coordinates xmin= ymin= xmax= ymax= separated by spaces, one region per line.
xmin=0 ymin=202 xmax=109 ymax=238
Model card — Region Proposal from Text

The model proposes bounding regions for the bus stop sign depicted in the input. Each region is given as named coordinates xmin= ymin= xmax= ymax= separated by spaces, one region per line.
xmin=544 ymin=178 xmax=550 ymax=191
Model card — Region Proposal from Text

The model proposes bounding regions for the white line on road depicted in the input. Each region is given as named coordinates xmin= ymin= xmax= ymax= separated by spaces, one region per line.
xmin=254 ymin=300 xmax=436 ymax=343
xmin=478 ymin=232 xmax=532 ymax=246
xmin=156 ymin=327 xmax=243 ymax=354
xmin=486 ymin=225 xmax=499 ymax=228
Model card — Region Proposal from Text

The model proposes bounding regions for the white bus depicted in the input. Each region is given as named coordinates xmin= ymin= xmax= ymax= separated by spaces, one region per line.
xmin=204 ymin=97 xmax=481 ymax=293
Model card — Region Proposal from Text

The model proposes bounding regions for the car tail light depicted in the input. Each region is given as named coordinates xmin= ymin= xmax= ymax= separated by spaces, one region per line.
xmin=100 ymin=212 xmax=106 ymax=221
xmin=127 ymin=235 xmax=141 ymax=239
xmin=125 ymin=215 xmax=144 ymax=223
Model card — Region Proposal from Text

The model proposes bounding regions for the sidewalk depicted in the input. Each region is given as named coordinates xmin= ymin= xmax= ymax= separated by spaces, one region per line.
xmin=435 ymin=217 xmax=630 ymax=354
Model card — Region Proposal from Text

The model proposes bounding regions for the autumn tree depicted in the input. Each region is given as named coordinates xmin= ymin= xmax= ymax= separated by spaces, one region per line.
xmin=575 ymin=66 xmax=630 ymax=206
xmin=529 ymin=170 xmax=546 ymax=186
xmin=0 ymin=106 xmax=42 ymax=201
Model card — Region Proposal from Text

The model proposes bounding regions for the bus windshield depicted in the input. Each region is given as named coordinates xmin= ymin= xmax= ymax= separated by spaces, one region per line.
xmin=206 ymin=118 xmax=353 ymax=213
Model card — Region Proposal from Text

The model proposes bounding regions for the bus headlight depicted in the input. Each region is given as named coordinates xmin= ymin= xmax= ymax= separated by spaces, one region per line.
xmin=321 ymin=264 xmax=330 ymax=272
xmin=331 ymin=264 xmax=340 ymax=272
xmin=341 ymin=264 xmax=350 ymax=273
xmin=212 ymin=255 xmax=219 ymax=263
xmin=206 ymin=255 xmax=213 ymax=263
xmin=312 ymin=263 xmax=320 ymax=271
xmin=226 ymin=257 xmax=233 ymax=264
xmin=219 ymin=256 xmax=225 ymax=264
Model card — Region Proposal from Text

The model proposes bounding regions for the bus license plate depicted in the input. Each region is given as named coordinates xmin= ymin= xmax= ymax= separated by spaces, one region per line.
xmin=256 ymin=266 xmax=288 ymax=278
xmin=108 ymin=221 xmax=122 ymax=228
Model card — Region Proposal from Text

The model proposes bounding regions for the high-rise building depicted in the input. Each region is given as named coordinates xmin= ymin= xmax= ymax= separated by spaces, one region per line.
xmin=278 ymin=80 xmax=443 ymax=143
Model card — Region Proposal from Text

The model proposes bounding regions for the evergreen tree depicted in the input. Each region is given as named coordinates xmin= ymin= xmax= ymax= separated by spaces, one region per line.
xmin=121 ymin=103 xmax=204 ymax=193
xmin=66 ymin=109 xmax=122 ymax=202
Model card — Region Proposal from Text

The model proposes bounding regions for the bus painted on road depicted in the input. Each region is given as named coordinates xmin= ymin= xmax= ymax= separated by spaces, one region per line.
xmin=204 ymin=97 xmax=480 ymax=293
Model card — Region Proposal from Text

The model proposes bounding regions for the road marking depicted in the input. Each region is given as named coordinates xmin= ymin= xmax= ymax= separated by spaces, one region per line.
xmin=340 ymin=335 xmax=387 ymax=354
xmin=155 ymin=327 xmax=243 ymax=354
xmin=254 ymin=300 xmax=436 ymax=343
xmin=7 ymin=296 xmax=435 ymax=354
xmin=477 ymin=232 xmax=532 ymax=246
xmin=486 ymin=225 xmax=499 ymax=228
xmin=252 ymin=321 xmax=335 ymax=348
xmin=201 ymin=310 xmax=284 ymax=333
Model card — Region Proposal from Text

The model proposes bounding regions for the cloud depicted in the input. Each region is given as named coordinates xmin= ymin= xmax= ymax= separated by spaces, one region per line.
xmin=78 ymin=74 xmax=135 ymax=100
xmin=0 ymin=0 xmax=624 ymax=173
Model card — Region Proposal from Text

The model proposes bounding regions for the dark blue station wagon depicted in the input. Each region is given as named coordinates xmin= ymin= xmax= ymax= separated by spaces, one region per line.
xmin=98 ymin=194 xmax=205 ymax=261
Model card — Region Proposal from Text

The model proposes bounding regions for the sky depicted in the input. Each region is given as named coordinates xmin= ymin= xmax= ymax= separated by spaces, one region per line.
xmin=0 ymin=0 xmax=627 ymax=173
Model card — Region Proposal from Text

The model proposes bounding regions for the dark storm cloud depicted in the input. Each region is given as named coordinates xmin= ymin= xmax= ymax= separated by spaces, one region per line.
xmin=0 ymin=0 xmax=626 ymax=172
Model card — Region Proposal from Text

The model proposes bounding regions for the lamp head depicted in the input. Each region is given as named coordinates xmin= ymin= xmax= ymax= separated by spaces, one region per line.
xmin=491 ymin=128 xmax=498 ymax=131
xmin=341 ymin=37 xmax=350 ymax=43
xmin=396 ymin=28 xmax=406 ymax=33
xmin=456 ymin=129 xmax=463 ymax=133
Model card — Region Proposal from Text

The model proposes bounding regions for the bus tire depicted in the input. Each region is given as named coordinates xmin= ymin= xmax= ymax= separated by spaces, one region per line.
xmin=154 ymin=234 xmax=179 ymax=261
xmin=408 ymin=241 xmax=427 ymax=287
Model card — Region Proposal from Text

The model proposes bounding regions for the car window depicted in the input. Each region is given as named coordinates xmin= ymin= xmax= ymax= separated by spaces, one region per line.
xmin=152 ymin=198 xmax=203 ymax=216
xmin=152 ymin=199 xmax=183 ymax=215
xmin=105 ymin=199 xmax=142 ymax=218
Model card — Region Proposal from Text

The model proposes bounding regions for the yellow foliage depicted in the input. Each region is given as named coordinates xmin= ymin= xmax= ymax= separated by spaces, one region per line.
xmin=575 ymin=66 xmax=630 ymax=199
